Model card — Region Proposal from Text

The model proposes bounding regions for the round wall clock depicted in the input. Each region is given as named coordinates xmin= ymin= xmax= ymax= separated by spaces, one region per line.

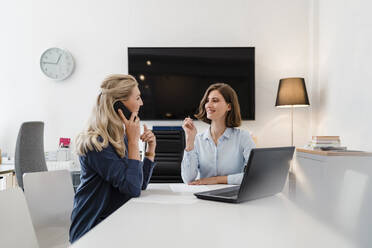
xmin=40 ymin=47 xmax=75 ymax=80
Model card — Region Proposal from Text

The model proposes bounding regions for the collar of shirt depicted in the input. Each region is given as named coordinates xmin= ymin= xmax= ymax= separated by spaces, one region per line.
xmin=202 ymin=127 xmax=234 ymax=141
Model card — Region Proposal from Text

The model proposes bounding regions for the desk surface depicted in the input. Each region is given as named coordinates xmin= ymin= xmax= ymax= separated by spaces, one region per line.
xmin=0 ymin=161 xmax=79 ymax=173
xmin=0 ymin=164 xmax=15 ymax=174
xmin=71 ymin=184 xmax=355 ymax=248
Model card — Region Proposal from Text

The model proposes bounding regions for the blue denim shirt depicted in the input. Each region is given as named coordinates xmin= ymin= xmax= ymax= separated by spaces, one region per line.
xmin=69 ymin=137 xmax=155 ymax=243
xmin=181 ymin=127 xmax=255 ymax=185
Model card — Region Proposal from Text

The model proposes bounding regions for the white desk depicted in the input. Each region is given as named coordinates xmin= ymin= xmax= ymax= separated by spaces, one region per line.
xmin=0 ymin=164 xmax=15 ymax=174
xmin=0 ymin=160 xmax=78 ymax=173
xmin=71 ymin=184 xmax=355 ymax=248
xmin=294 ymin=149 xmax=372 ymax=247
xmin=0 ymin=164 xmax=17 ymax=189
xmin=0 ymin=160 xmax=79 ymax=191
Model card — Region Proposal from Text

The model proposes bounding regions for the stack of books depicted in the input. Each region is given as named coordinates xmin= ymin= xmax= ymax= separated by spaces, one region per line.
xmin=310 ymin=136 xmax=346 ymax=150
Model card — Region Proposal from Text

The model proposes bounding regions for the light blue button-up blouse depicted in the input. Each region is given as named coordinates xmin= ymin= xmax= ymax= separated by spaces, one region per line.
xmin=181 ymin=127 xmax=256 ymax=185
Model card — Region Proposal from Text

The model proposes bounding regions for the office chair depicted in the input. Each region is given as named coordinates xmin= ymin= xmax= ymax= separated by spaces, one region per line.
xmin=23 ymin=170 xmax=74 ymax=248
xmin=148 ymin=127 xmax=185 ymax=183
xmin=14 ymin=121 xmax=48 ymax=189
xmin=0 ymin=187 xmax=39 ymax=248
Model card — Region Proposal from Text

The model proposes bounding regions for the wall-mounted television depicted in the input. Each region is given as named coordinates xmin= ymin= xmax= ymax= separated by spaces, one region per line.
xmin=128 ymin=47 xmax=255 ymax=120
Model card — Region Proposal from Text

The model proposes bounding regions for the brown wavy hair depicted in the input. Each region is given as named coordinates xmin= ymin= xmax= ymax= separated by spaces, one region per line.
xmin=195 ymin=83 xmax=242 ymax=127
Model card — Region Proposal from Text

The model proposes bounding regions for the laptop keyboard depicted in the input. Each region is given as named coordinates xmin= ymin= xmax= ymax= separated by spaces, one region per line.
xmin=216 ymin=189 xmax=239 ymax=197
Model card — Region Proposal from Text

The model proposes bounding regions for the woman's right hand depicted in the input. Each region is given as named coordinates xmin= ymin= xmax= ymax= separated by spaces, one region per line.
xmin=182 ymin=117 xmax=197 ymax=151
xmin=119 ymin=110 xmax=140 ymax=142
xmin=119 ymin=110 xmax=140 ymax=160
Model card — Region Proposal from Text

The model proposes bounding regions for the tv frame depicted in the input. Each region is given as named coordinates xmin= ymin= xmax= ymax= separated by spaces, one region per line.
xmin=127 ymin=47 xmax=255 ymax=120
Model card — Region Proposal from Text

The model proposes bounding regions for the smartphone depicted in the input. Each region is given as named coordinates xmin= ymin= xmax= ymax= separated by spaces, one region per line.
xmin=114 ymin=101 xmax=132 ymax=120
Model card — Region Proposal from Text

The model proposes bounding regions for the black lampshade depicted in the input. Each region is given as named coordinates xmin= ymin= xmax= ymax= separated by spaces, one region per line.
xmin=275 ymin=77 xmax=310 ymax=107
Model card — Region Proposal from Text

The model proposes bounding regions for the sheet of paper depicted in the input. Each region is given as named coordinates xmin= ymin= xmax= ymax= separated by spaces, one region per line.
xmin=168 ymin=183 xmax=209 ymax=193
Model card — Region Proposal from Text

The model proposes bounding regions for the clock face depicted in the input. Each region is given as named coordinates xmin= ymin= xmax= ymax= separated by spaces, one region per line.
xmin=40 ymin=47 xmax=75 ymax=80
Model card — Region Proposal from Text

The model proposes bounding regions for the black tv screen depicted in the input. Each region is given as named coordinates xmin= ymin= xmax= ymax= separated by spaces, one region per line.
xmin=128 ymin=47 xmax=255 ymax=120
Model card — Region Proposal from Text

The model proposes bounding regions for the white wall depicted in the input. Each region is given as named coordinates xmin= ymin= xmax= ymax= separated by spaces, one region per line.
xmin=0 ymin=0 xmax=311 ymax=157
xmin=312 ymin=0 xmax=372 ymax=150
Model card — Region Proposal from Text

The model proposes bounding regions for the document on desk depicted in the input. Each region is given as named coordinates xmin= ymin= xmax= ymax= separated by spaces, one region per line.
xmin=169 ymin=184 xmax=209 ymax=193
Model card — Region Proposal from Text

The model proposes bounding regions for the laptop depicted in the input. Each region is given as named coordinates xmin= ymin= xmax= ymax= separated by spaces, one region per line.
xmin=194 ymin=147 xmax=295 ymax=203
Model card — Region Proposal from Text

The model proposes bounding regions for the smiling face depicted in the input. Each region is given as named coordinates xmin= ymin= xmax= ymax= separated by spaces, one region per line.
xmin=123 ymin=85 xmax=143 ymax=113
xmin=205 ymin=90 xmax=231 ymax=121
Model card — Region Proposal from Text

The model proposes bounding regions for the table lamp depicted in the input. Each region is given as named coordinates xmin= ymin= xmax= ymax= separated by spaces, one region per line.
xmin=275 ymin=77 xmax=310 ymax=146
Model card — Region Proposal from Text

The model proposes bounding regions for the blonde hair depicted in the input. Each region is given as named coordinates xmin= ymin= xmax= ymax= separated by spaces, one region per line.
xmin=76 ymin=74 xmax=138 ymax=158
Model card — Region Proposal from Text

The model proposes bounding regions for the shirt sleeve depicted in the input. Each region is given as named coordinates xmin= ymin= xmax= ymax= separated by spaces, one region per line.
xmin=86 ymin=144 xmax=143 ymax=197
xmin=181 ymin=141 xmax=200 ymax=184
xmin=141 ymin=157 xmax=156 ymax=190
xmin=227 ymin=131 xmax=256 ymax=185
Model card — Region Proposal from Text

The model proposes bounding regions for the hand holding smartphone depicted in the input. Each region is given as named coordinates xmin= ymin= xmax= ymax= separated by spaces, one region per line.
xmin=113 ymin=101 xmax=141 ymax=160
xmin=114 ymin=101 xmax=133 ymax=120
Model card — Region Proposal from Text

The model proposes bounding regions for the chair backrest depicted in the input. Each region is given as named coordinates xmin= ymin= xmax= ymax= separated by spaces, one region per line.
xmin=150 ymin=128 xmax=185 ymax=183
xmin=15 ymin=121 xmax=48 ymax=189
xmin=0 ymin=187 xmax=39 ymax=248
xmin=23 ymin=170 xmax=75 ymax=230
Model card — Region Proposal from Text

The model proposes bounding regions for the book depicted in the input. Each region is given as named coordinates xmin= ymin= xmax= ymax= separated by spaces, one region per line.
xmin=312 ymin=136 xmax=340 ymax=140
xmin=307 ymin=135 xmax=343 ymax=150
xmin=311 ymin=140 xmax=340 ymax=144
xmin=319 ymin=146 xmax=347 ymax=151
xmin=311 ymin=143 xmax=341 ymax=148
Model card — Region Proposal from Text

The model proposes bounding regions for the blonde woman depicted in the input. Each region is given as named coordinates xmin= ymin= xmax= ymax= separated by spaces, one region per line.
xmin=69 ymin=75 xmax=156 ymax=243
xmin=181 ymin=83 xmax=255 ymax=185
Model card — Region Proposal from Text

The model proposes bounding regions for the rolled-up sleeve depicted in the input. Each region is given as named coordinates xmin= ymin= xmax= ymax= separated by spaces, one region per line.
xmin=181 ymin=148 xmax=199 ymax=184
xmin=142 ymin=158 xmax=156 ymax=190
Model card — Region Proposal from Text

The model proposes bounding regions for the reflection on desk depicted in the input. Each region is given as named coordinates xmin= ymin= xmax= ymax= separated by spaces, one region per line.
xmin=71 ymin=184 xmax=355 ymax=248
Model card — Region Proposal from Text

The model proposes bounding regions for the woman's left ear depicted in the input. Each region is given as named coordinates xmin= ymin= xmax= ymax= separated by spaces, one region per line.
xmin=227 ymin=104 xmax=232 ymax=111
